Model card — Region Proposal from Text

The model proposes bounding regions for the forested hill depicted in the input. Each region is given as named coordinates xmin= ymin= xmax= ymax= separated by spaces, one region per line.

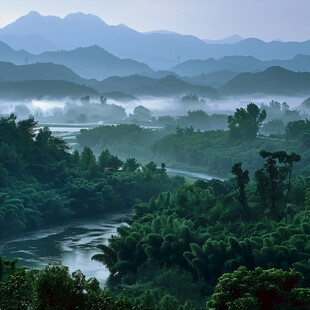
xmin=95 ymin=74 xmax=218 ymax=98
xmin=0 ymin=61 xmax=83 ymax=83
xmin=0 ymin=114 xmax=184 ymax=237
xmin=170 ymin=54 xmax=310 ymax=77
xmin=0 ymin=80 xmax=98 ymax=99
xmin=33 ymin=45 xmax=154 ymax=80
xmin=220 ymin=66 xmax=310 ymax=96
xmin=0 ymin=61 xmax=218 ymax=99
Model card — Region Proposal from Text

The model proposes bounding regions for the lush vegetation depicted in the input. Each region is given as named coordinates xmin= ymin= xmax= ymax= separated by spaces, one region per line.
xmin=92 ymin=149 xmax=310 ymax=308
xmin=2 ymin=257 xmax=310 ymax=309
xmin=157 ymin=110 xmax=228 ymax=131
xmin=76 ymin=124 xmax=165 ymax=161
xmin=76 ymin=111 xmax=229 ymax=161
xmin=0 ymin=114 xmax=184 ymax=237
xmin=2 ymin=103 xmax=310 ymax=309
xmin=0 ymin=260 xmax=144 ymax=310
xmin=207 ymin=267 xmax=310 ymax=309
xmin=76 ymin=102 xmax=309 ymax=178
xmin=37 ymin=97 xmax=127 ymax=123
xmin=152 ymin=104 xmax=310 ymax=177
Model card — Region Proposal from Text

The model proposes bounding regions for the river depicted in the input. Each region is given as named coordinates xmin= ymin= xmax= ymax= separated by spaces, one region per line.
xmin=0 ymin=124 xmax=221 ymax=283
xmin=166 ymin=168 xmax=224 ymax=181
xmin=0 ymin=209 xmax=133 ymax=285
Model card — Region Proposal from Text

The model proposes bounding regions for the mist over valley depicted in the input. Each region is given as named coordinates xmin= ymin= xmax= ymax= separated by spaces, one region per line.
xmin=1 ymin=4 xmax=310 ymax=309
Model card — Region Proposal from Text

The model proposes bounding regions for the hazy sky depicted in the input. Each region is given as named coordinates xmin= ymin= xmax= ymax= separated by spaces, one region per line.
xmin=0 ymin=0 xmax=309 ymax=41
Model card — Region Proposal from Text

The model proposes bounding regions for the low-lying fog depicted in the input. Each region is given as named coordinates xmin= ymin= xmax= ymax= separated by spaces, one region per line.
xmin=0 ymin=95 xmax=308 ymax=123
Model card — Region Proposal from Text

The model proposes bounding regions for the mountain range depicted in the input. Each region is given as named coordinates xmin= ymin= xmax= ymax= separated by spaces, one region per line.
xmin=1 ymin=59 xmax=310 ymax=99
xmin=0 ymin=61 xmax=218 ymax=99
xmin=3 ymin=35 xmax=310 ymax=84
xmin=170 ymin=54 xmax=310 ymax=77
xmin=3 ymin=59 xmax=310 ymax=99
xmin=1 ymin=12 xmax=310 ymax=69
xmin=0 ymin=41 xmax=153 ymax=79
xmin=1 ymin=11 xmax=310 ymax=100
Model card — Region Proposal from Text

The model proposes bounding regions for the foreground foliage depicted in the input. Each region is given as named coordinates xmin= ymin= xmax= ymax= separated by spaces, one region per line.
xmin=3 ymin=258 xmax=309 ymax=309
xmin=0 ymin=262 xmax=143 ymax=310
xmin=207 ymin=267 xmax=310 ymax=310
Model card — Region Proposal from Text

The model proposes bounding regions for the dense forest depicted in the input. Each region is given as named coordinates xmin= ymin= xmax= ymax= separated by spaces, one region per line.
xmin=0 ymin=114 xmax=184 ymax=237
xmin=2 ymin=132 xmax=310 ymax=308
xmin=91 ymin=148 xmax=310 ymax=308
xmin=151 ymin=103 xmax=310 ymax=177
xmin=76 ymin=101 xmax=310 ymax=178
xmin=1 ymin=106 xmax=310 ymax=309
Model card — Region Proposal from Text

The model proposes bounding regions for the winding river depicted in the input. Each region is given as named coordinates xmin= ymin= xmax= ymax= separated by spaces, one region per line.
xmin=0 ymin=123 xmax=222 ymax=284
xmin=0 ymin=210 xmax=133 ymax=285
xmin=0 ymin=168 xmax=217 ymax=285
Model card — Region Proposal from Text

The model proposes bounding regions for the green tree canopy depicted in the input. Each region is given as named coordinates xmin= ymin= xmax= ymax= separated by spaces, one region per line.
xmin=228 ymin=103 xmax=266 ymax=141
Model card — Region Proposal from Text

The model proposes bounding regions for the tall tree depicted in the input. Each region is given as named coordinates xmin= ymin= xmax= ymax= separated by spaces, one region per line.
xmin=123 ymin=158 xmax=140 ymax=172
xmin=256 ymin=150 xmax=301 ymax=217
xmin=231 ymin=163 xmax=251 ymax=220
xmin=228 ymin=103 xmax=266 ymax=141
xmin=80 ymin=146 xmax=97 ymax=171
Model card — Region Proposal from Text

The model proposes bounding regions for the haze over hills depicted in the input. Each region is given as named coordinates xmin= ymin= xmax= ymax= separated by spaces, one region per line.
xmin=0 ymin=61 xmax=83 ymax=83
xmin=1 ymin=12 xmax=310 ymax=69
xmin=1 ymin=12 xmax=310 ymax=99
xmin=3 ymin=60 xmax=310 ymax=99
xmin=171 ymin=55 xmax=310 ymax=77
xmin=0 ymin=41 xmax=154 ymax=79
xmin=3 ymin=2 xmax=310 ymax=309
xmin=0 ymin=61 xmax=218 ymax=99
xmin=0 ymin=33 xmax=60 ymax=54
xmin=182 ymin=70 xmax=239 ymax=88
xmin=0 ymin=40 xmax=31 ymax=63
xmin=0 ymin=11 xmax=209 ymax=68
xmin=203 ymin=35 xmax=244 ymax=44
xmin=220 ymin=66 xmax=310 ymax=96
xmin=0 ymin=80 xmax=98 ymax=100
xmin=31 ymin=45 xmax=153 ymax=80
xmin=94 ymin=74 xmax=218 ymax=98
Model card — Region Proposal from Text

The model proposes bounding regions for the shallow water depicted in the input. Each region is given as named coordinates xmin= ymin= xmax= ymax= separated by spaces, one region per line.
xmin=0 ymin=210 xmax=133 ymax=285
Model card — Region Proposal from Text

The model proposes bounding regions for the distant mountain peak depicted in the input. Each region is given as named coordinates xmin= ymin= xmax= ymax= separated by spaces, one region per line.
xmin=25 ymin=11 xmax=41 ymax=17
xmin=64 ymin=12 xmax=106 ymax=24
xmin=18 ymin=10 xmax=60 ymax=21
